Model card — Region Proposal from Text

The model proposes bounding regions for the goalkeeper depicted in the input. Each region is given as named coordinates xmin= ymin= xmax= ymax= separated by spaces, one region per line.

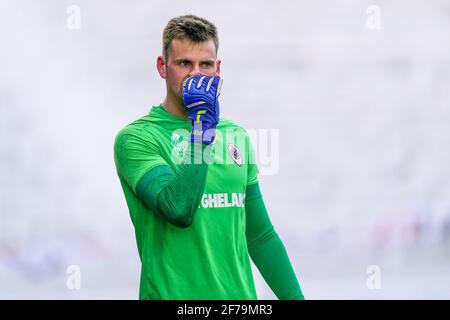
xmin=114 ymin=15 xmax=304 ymax=300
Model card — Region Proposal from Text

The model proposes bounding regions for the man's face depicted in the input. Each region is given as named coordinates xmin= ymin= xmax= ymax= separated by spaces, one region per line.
xmin=157 ymin=38 xmax=221 ymax=104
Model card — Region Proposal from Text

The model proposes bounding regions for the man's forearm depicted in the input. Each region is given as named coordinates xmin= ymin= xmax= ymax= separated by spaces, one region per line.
xmin=136 ymin=142 xmax=209 ymax=228
xmin=248 ymin=228 xmax=305 ymax=300
xmin=246 ymin=184 xmax=305 ymax=299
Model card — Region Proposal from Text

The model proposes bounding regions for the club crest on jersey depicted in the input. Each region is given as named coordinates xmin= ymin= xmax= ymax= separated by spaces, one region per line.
xmin=227 ymin=143 xmax=242 ymax=166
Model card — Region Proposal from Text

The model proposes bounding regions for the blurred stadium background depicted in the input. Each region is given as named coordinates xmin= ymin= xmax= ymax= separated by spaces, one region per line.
xmin=1 ymin=0 xmax=450 ymax=299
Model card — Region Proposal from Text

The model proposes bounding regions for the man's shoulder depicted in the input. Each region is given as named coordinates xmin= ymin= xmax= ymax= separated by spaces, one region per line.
xmin=114 ymin=112 xmax=160 ymax=150
xmin=116 ymin=115 xmax=149 ymax=137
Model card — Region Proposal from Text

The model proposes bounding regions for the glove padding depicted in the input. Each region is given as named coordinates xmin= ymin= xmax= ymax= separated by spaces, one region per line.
xmin=182 ymin=75 xmax=222 ymax=145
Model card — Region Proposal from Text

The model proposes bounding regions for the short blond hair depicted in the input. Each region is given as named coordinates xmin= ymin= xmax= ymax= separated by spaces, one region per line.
xmin=162 ymin=15 xmax=219 ymax=61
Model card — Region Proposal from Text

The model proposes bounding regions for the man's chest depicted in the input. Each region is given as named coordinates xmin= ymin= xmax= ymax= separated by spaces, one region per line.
xmin=157 ymin=127 xmax=249 ymax=191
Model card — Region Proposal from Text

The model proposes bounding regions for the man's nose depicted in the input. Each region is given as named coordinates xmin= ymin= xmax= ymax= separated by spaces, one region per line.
xmin=189 ymin=66 xmax=202 ymax=77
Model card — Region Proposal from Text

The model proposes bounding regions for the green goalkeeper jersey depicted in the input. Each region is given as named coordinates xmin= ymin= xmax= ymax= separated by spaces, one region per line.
xmin=114 ymin=104 xmax=259 ymax=300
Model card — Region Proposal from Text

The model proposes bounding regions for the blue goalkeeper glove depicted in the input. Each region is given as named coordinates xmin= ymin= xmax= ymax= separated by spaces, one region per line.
xmin=182 ymin=75 xmax=223 ymax=145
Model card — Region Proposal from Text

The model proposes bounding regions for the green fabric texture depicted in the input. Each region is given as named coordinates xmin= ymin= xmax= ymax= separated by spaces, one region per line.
xmin=245 ymin=183 xmax=305 ymax=300
xmin=136 ymin=165 xmax=173 ymax=200
xmin=137 ymin=143 xmax=209 ymax=228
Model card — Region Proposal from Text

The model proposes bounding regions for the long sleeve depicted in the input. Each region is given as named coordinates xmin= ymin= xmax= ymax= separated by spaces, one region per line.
xmin=245 ymin=183 xmax=305 ymax=300
xmin=136 ymin=142 xmax=209 ymax=228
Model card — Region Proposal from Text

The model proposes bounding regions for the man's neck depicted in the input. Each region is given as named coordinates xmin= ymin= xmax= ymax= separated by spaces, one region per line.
xmin=162 ymin=95 xmax=189 ymax=120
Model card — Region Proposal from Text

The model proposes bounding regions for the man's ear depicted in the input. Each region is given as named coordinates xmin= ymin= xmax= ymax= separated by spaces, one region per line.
xmin=215 ymin=59 xmax=221 ymax=76
xmin=157 ymin=55 xmax=167 ymax=79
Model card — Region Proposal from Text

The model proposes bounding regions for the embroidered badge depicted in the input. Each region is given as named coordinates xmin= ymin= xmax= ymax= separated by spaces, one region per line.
xmin=227 ymin=143 xmax=242 ymax=166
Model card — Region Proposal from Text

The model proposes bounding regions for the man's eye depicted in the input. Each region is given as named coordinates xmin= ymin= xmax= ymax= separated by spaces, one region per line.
xmin=201 ymin=63 xmax=213 ymax=67
xmin=180 ymin=61 xmax=190 ymax=66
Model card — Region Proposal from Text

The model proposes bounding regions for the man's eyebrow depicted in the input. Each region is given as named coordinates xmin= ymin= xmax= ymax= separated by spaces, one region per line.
xmin=173 ymin=58 xmax=191 ymax=63
xmin=173 ymin=58 xmax=215 ymax=63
